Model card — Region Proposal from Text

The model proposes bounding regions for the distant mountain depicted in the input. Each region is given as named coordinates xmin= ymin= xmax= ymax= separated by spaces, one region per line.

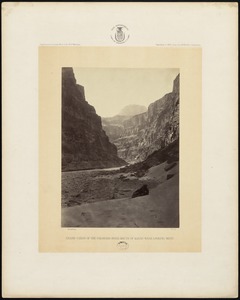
xmin=119 ymin=104 xmax=147 ymax=116
xmin=62 ymin=67 xmax=126 ymax=171
xmin=102 ymin=105 xmax=147 ymax=143
xmin=102 ymin=74 xmax=180 ymax=163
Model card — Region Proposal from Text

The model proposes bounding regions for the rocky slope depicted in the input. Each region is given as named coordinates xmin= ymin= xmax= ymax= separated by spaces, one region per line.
xmin=62 ymin=140 xmax=179 ymax=227
xmin=102 ymin=74 xmax=180 ymax=163
xmin=62 ymin=67 xmax=126 ymax=171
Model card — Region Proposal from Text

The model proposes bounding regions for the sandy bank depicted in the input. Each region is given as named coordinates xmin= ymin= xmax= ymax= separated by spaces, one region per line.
xmin=62 ymin=163 xmax=179 ymax=228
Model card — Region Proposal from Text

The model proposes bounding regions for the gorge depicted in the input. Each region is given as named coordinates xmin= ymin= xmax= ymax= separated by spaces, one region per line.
xmin=102 ymin=74 xmax=179 ymax=163
xmin=62 ymin=68 xmax=180 ymax=228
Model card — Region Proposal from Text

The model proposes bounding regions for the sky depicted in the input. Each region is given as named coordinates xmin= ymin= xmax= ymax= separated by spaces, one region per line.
xmin=73 ymin=68 xmax=179 ymax=117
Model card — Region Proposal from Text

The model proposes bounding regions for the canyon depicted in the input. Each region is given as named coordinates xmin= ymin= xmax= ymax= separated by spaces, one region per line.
xmin=62 ymin=69 xmax=179 ymax=228
xmin=102 ymin=74 xmax=179 ymax=163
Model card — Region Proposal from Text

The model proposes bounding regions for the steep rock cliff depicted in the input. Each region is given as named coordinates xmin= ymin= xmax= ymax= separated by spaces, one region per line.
xmin=102 ymin=74 xmax=179 ymax=163
xmin=62 ymin=68 xmax=126 ymax=171
xmin=102 ymin=115 xmax=129 ymax=142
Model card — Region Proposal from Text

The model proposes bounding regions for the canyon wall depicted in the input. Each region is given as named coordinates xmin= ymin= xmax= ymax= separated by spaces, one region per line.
xmin=102 ymin=74 xmax=179 ymax=163
xmin=62 ymin=67 xmax=126 ymax=171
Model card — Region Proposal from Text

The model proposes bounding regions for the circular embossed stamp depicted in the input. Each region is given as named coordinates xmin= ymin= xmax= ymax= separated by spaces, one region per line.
xmin=111 ymin=25 xmax=129 ymax=44
xmin=117 ymin=241 xmax=129 ymax=250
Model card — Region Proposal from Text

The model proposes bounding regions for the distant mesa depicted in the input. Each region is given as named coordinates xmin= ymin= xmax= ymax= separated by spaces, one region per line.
xmin=119 ymin=104 xmax=147 ymax=116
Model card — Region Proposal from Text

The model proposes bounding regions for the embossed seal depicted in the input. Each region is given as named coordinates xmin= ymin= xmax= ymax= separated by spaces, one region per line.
xmin=117 ymin=241 xmax=129 ymax=250
xmin=111 ymin=25 xmax=129 ymax=44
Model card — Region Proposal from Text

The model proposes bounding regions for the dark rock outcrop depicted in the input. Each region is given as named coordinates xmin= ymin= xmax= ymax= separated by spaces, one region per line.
xmin=121 ymin=138 xmax=179 ymax=178
xmin=102 ymin=74 xmax=180 ymax=163
xmin=164 ymin=162 xmax=177 ymax=172
xmin=167 ymin=174 xmax=174 ymax=180
xmin=132 ymin=185 xmax=149 ymax=198
xmin=62 ymin=67 xmax=126 ymax=171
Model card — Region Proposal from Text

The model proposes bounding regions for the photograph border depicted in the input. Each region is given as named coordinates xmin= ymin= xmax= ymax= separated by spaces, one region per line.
xmin=39 ymin=46 xmax=202 ymax=252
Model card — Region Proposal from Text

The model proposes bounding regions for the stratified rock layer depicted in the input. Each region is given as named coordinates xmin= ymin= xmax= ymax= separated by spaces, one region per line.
xmin=103 ymin=74 xmax=180 ymax=163
xmin=62 ymin=67 xmax=126 ymax=171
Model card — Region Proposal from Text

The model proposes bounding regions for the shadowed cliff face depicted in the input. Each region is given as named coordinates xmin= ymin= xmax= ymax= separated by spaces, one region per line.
xmin=102 ymin=74 xmax=179 ymax=163
xmin=62 ymin=68 xmax=126 ymax=171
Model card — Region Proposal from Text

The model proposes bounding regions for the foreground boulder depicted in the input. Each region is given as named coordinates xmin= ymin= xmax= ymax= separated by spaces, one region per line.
xmin=132 ymin=185 xmax=149 ymax=198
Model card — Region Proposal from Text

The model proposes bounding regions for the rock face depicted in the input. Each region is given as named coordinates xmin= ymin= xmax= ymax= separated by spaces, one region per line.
xmin=119 ymin=104 xmax=147 ymax=116
xmin=102 ymin=105 xmax=147 ymax=143
xmin=62 ymin=67 xmax=126 ymax=171
xmin=132 ymin=185 xmax=149 ymax=198
xmin=103 ymin=74 xmax=180 ymax=163
xmin=102 ymin=115 xmax=129 ymax=142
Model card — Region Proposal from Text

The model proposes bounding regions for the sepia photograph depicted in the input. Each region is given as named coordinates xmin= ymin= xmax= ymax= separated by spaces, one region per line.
xmin=39 ymin=46 xmax=201 ymax=252
xmin=3 ymin=1 xmax=237 ymax=297
xmin=61 ymin=67 xmax=180 ymax=228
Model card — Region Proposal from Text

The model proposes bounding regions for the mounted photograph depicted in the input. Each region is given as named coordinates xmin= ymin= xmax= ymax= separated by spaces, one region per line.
xmin=61 ymin=67 xmax=180 ymax=228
